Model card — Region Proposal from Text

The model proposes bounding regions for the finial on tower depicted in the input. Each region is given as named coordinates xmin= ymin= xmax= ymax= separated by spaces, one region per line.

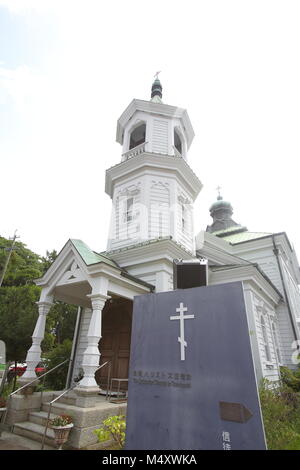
xmin=216 ymin=185 xmax=223 ymax=200
xmin=151 ymin=72 xmax=162 ymax=99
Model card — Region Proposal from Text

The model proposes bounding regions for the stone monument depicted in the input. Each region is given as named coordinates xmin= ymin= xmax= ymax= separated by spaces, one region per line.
xmin=125 ymin=282 xmax=266 ymax=450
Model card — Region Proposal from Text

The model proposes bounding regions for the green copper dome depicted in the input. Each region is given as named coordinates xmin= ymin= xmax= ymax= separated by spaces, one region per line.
xmin=209 ymin=196 xmax=233 ymax=214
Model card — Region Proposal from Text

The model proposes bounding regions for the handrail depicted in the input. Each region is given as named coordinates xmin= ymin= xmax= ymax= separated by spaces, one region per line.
xmin=41 ymin=360 xmax=111 ymax=450
xmin=10 ymin=359 xmax=70 ymax=397
xmin=1 ymin=359 xmax=70 ymax=432
xmin=41 ymin=384 xmax=77 ymax=450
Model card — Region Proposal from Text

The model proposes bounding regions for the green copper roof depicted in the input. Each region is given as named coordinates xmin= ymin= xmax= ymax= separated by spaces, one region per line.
xmin=213 ymin=226 xmax=248 ymax=237
xmin=70 ymin=239 xmax=119 ymax=268
xmin=221 ymin=231 xmax=272 ymax=244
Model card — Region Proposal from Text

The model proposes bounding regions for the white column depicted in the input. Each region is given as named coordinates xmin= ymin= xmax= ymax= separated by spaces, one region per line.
xmin=76 ymin=293 xmax=109 ymax=391
xmin=21 ymin=300 xmax=53 ymax=382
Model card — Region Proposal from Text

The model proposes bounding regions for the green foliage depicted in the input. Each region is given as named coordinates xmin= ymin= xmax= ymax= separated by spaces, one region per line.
xmin=94 ymin=415 xmax=126 ymax=449
xmin=44 ymin=339 xmax=72 ymax=390
xmin=0 ymin=285 xmax=40 ymax=361
xmin=40 ymin=250 xmax=58 ymax=274
xmin=0 ymin=236 xmax=43 ymax=287
xmin=1 ymin=379 xmax=18 ymax=400
xmin=280 ymin=366 xmax=300 ymax=392
xmin=45 ymin=302 xmax=77 ymax=346
xmin=259 ymin=379 xmax=300 ymax=450
xmin=0 ymin=237 xmax=77 ymax=365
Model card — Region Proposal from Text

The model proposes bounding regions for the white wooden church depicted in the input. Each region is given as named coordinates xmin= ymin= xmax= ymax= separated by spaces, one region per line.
xmin=14 ymin=77 xmax=300 ymax=448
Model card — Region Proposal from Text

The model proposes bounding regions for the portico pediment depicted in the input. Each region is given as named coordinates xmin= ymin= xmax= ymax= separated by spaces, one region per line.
xmin=35 ymin=239 xmax=154 ymax=306
xmin=57 ymin=260 xmax=86 ymax=286
xmin=35 ymin=240 xmax=91 ymax=295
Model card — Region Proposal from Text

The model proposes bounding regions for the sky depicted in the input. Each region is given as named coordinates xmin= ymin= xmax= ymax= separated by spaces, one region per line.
xmin=1 ymin=0 xmax=300 ymax=260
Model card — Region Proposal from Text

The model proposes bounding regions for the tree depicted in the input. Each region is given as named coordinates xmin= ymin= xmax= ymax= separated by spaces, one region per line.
xmin=40 ymin=250 xmax=58 ymax=273
xmin=0 ymin=236 xmax=44 ymax=364
xmin=0 ymin=236 xmax=42 ymax=287
xmin=0 ymin=236 xmax=77 ymax=386
xmin=0 ymin=285 xmax=40 ymax=361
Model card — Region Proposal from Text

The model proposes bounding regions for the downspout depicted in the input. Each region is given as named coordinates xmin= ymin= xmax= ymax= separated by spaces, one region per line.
xmin=272 ymin=234 xmax=299 ymax=344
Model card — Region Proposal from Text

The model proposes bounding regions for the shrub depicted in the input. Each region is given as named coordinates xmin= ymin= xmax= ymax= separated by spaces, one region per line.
xmin=94 ymin=415 xmax=126 ymax=449
xmin=280 ymin=366 xmax=300 ymax=392
xmin=0 ymin=397 xmax=6 ymax=408
xmin=259 ymin=379 xmax=300 ymax=450
xmin=43 ymin=339 xmax=72 ymax=390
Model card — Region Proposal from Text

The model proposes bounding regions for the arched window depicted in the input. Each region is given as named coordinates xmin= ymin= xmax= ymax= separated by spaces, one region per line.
xmin=129 ymin=123 xmax=146 ymax=150
xmin=261 ymin=316 xmax=271 ymax=362
xmin=272 ymin=322 xmax=281 ymax=363
xmin=174 ymin=129 xmax=182 ymax=155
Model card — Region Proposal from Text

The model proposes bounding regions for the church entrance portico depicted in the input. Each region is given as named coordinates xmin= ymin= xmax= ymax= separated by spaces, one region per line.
xmin=19 ymin=238 xmax=153 ymax=396
xmin=7 ymin=239 xmax=152 ymax=448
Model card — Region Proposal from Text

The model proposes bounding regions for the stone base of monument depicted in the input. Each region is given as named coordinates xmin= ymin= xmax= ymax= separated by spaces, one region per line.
xmin=6 ymin=390 xmax=127 ymax=449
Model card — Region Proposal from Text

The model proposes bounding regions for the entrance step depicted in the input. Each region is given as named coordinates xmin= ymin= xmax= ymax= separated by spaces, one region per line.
xmin=41 ymin=401 xmax=76 ymax=416
xmin=13 ymin=421 xmax=56 ymax=448
xmin=51 ymin=391 xmax=77 ymax=406
xmin=29 ymin=410 xmax=58 ymax=427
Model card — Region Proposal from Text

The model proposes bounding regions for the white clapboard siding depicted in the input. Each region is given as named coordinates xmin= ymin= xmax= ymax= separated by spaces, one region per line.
xmin=176 ymin=201 xmax=193 ymax=252
xmin=235 ymin=247 xmax=298 ymax=370
xmin=149 ymin=183 xmax=170 ymax=238
xmin=276 ymin=302 xmax=297 ymax=368
xmin=282 ymin=261 xmax=300 ymax=322
xmin=152 ymin=119 xmax=169 ymax=154
xmin=110 ymin=191 xmax=141 ymax=249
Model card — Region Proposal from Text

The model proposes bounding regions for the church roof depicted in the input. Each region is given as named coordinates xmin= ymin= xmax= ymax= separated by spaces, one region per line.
xmin=70 ymin=239 xmax=120 ymax=268
xmin=70 ymin=239 xmax=155 ymax=290
xmin=220 ymin=231 xmax=273 ymax=244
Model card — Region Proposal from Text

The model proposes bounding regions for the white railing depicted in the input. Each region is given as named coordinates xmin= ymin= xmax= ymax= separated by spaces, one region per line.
xmin=122 ymin=142 xmax=147 ymax=162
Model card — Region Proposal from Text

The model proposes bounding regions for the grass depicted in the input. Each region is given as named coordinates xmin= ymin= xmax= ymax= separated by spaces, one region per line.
xmin=260 ymin=379 xmax=300 ymax=450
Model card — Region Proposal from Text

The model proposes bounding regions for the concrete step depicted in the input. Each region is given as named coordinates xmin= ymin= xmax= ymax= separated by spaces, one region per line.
xmin=42 ymin=401 xmax=76 ymax=416
xmin=50 ymin=391 xmax=77 ymax=406
xmin=29 ymin=410 xmax=58 ymax=427
xmin=13 ymin=421 xmax=56 ymax=448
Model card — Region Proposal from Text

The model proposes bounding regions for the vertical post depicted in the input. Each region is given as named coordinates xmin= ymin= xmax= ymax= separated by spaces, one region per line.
xmin=20 ymin=300 xmax=53 ymax=383
xmin=75 ymin=293 xmax=109 ymax=392
xmin=65 ymin=306 xmax=82 ymax=389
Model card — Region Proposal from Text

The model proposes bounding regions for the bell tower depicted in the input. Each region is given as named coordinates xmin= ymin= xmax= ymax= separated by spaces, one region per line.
xmin=105 ymin=77 xmax=203 ymax=290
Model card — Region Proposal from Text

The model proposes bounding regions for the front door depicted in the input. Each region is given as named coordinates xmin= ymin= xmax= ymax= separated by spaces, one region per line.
xmin=96 ymin=298 xmax=132 ymax=390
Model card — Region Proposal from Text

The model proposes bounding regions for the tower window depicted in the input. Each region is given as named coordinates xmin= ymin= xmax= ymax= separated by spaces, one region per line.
xmin=181 ymin=204 xmax=186 ymax=232
xmin=129 ymin=123 xmax=146 ymax=150
xmin=125 ymin=197 xmax=134 ymax=222
xmin=174 ymin=129 xmax=182 ymax=155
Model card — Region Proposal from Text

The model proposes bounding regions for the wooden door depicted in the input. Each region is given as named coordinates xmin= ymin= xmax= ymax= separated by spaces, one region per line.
xmin=96 ymin=298 xmax=132 ymax=390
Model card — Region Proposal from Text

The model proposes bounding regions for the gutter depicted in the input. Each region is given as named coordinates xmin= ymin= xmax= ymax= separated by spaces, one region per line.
xmin=120 ymin=270 xmax=155 ymax=292
xmin=272 ymin=234 xmax=299 ymax=343
xmin=209 ymin=263 xmax=283 ymax=301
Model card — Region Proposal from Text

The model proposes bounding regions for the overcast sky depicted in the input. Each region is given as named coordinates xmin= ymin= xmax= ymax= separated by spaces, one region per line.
xmin=1 ymin=0 xmax=300 ymax=260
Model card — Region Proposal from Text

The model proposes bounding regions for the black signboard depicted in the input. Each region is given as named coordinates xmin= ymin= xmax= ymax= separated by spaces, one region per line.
xmin=125 ymin=282 xmax=266 ymax=450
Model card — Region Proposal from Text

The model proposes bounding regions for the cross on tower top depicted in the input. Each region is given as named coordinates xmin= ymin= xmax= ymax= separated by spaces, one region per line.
xmin=216 ymin=185 xmax=222 ymax=200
